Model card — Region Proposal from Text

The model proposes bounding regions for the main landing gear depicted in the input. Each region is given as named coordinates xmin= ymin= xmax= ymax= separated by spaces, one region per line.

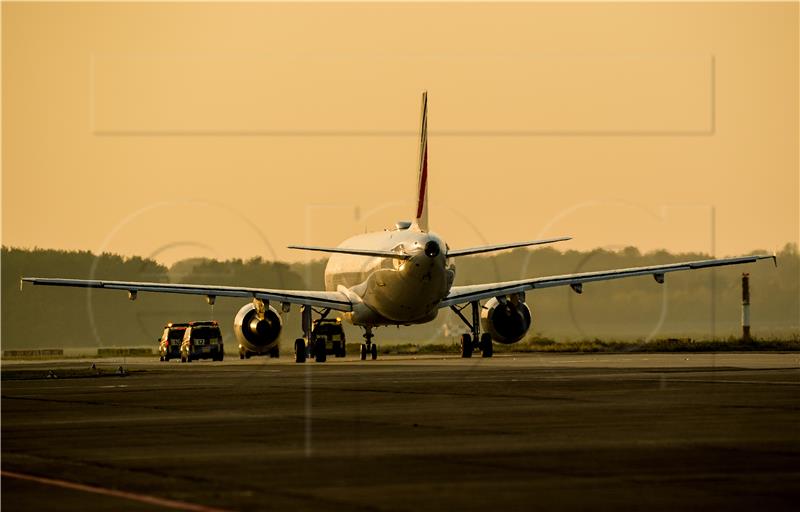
xmin=295 ymin=305 xmax=314 ymax=363
xmin=450 ymin=301 xmax=493 ymax=358
xmin=290 ymin=305 xmax=380 ymax=364
xmin=293 ymin=306 xmax=353 ymax=363
xmin=360 ymin=326 xmax=378 ymax=361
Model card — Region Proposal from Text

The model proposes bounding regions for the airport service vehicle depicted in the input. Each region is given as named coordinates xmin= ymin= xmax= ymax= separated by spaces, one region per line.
xmin=159 ymin=322 xmax=188 ymax=361
xmin=296 ymin=318 xmax=347 ymax=363
xmin=22 ymin=92 xmax=777 ymax=363
xmin=180 ymin=321 xmax=224 ymax=363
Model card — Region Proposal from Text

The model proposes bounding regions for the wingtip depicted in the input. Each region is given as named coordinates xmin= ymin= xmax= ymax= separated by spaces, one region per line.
xmin=758 ymin=252 xmax=778 ymax=267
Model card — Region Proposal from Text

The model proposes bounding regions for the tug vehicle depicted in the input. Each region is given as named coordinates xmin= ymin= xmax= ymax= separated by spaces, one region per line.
xmin=180 ymin=321 xmax=224 ymax=362
xmin=159 ymin=322 xmax=189 ymax=361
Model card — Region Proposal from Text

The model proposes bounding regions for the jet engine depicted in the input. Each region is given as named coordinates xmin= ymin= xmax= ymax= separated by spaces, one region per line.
xmin=480 ymin=294 xmax=532 ymax=344
xmin=234 ymin=302 xmax=282 ymax=354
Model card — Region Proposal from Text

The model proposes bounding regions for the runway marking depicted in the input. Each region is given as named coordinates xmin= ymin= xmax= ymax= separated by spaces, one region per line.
xmin=1 ymin=470 xmax=233 ymax=512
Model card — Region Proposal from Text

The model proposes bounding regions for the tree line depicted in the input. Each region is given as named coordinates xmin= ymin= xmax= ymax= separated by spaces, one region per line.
xmin=2 ymin=244 xmax=797 ymax=349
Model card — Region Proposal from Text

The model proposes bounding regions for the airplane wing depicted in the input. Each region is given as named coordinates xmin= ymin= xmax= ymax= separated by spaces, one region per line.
xmin=20 ymin=278 xmax=353 ymax=311
xmin=440 ymin=254 xmax=776 ymax=307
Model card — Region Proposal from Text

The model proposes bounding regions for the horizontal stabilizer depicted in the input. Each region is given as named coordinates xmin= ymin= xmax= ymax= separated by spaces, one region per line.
xmin=288 ymin=245 xmax=413 ymax=260
xmin=447 ymin=236 xmax=571 ymax=258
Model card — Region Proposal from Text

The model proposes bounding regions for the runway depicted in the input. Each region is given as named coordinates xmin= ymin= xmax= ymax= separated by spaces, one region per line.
xmin=3 ymin=353 xmax=799 ymax=511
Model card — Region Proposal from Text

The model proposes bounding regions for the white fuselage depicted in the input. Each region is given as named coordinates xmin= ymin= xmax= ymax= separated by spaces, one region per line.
xmin=324 ymin=228 xmax=455 ymax=327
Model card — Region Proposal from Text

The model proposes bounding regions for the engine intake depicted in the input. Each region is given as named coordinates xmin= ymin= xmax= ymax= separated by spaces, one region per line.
xmin=234 ymin=302 xmax=282 ymax=353
xmin=480 ymin=294 xmax=532 ymax=344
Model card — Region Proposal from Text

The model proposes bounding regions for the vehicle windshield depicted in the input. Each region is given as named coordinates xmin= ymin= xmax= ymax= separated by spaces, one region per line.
xmin=168 ymin=328 xmax=186 ymax=341
xmin=314 ymin=323 xmax=343 ymax=335
xmin=192 ymin=327 xmax=220 ymax=340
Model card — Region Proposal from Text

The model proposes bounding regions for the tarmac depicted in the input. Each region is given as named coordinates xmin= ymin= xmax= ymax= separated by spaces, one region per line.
xmin=2 ymin=353 xmax=799 ymax=511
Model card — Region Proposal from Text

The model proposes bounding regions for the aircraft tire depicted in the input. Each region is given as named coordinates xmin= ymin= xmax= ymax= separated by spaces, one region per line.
xmin=295 ymin=339 xmax=307 ymax=363
xmin=315 ymin=343 xmax=327 ymax=363
xmin=480 ymin=333 xmax=493 ymax=358
xmin=461 ymin=334 xmax=473 ymax=358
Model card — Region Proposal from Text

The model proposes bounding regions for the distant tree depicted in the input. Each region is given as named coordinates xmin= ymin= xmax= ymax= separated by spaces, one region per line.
xmin=3 ymin=244 xmax=797 ymax=349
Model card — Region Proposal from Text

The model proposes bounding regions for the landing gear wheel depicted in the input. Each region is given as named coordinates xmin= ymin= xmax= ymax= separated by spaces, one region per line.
xmin=245 ymin=352 xmax=252 ymax=359
xmin=480 ymin=333 xmax=493 ymax=358
xmin=160 ymin=356 xmax=165 ymax=362
xmin=269 ymin=346 xmax=280 ymax=358
xmin=295 ymin=338 xmax=307 ymax=363
xmin=461 ymin=334 xmax=473 ymax=358
xmin=315 ymin=341 xmax=327 ymax=363
xmin=180 ymin=355 xmax=187 ymax=363
xmin=240 ymin=352 xmax=245 ymax=360
xmin=361 ymin=327 xmax=374 ymax=361
xmin=311 ymin=339 xmax=328 ymax=363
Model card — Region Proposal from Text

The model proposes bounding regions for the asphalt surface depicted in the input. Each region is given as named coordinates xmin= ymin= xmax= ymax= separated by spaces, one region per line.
xmin=3 ymin=353 xmax=799 ymax=511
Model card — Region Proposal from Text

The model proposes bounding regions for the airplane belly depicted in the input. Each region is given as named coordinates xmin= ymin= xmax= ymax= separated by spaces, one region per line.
xmin=324 ymin=231 xmax=454 ymax=326
xmin=362 ymin=264 xmax=451 ymax=324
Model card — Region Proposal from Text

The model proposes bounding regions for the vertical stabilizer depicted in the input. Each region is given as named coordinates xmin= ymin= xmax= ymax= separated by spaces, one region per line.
xmin=414 ymin=91 xmax=429 ymax=232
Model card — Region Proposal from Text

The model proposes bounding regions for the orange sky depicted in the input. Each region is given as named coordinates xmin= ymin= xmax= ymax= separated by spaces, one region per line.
xmin=3 ymin=2 xmax=798 ymax=265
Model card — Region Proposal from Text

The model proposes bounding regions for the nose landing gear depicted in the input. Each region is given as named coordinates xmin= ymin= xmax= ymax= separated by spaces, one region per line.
xmin=360 ymin=326 xmax=378 ymax=361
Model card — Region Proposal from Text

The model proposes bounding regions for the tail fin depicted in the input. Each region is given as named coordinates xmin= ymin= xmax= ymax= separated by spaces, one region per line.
xmin=414 ymin=91 xmax=429 ymax=232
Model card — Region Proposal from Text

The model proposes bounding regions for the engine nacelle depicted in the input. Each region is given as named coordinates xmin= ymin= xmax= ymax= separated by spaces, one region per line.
xmin=234 ymin=302 xmax=282 ymax=353
xmin=480 ymin=294 xmax=532 ymax=344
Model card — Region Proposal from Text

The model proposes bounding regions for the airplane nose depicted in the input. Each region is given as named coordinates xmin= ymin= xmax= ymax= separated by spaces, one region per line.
xmin=424 ymin=240 xmax=440 ymax=258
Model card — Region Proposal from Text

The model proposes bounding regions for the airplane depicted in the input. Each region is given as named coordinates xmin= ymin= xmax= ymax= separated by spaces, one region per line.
xmin=22 ymin=92 xmax=776 ymax=363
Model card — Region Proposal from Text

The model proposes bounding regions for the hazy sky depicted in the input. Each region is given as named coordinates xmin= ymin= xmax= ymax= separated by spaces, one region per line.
xmin=3 ymin=2 xmax=798 ymax=266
